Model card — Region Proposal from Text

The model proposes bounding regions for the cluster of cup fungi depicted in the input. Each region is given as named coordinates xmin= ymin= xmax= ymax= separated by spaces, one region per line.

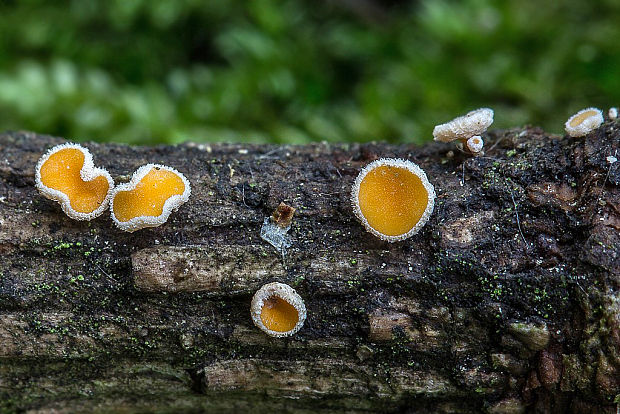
xmin=35 ymin=143 xmax=191 ymax=231
xmin=34 ymin=105 xmax=614 ymax=338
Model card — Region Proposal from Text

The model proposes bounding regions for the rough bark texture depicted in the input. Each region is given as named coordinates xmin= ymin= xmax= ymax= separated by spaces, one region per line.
xmin=0 ymin=127 xmax=618 ymax=414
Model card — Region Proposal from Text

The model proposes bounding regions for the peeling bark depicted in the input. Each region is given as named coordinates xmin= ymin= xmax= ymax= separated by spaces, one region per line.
xmin=0 ymin=127 xmax=618 ymax=413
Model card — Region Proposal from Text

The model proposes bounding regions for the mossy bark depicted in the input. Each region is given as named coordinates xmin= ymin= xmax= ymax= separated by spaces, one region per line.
xmin=0 ymin=128 xmax=618 ymax=414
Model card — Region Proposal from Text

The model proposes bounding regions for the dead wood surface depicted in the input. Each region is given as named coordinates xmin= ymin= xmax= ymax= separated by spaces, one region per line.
xmin=0 ymin=127 xmax=618 ymax=414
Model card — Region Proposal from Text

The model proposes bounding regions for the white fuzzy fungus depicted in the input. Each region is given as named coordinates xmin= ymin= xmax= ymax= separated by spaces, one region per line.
xmin=433 ymin=108 xmax=494 ymax=142
xmin=565 ymin=107 xmax=604 ymax=137
xmin=466 ymin=136 xmax=484 ymax=154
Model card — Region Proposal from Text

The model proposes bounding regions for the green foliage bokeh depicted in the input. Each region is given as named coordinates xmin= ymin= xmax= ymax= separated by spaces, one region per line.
xmin=0 ymin=0 xmax=619 ymax=145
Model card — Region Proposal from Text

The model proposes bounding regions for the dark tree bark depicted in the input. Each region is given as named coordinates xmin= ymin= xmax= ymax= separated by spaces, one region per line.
xmin=0 ymin=127 xmax=618 ymax=414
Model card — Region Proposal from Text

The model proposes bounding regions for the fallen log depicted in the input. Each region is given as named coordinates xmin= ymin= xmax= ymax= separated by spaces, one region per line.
xmin=0 ymin=127 xmax=618 ymax=413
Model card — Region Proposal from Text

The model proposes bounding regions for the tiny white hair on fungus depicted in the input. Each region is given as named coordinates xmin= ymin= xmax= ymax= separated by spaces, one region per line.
xmin=35 ymin=143 xmax=114 ymax=221
xmin=433 ymin=108 xmax=494 ymax=142
xmin=251 ymin=282 xmax=306 ymax=338
xmin=110 ymin=164 xmax=191 ymax=232
xmin=350 ymin=158 xmax=436 ymax=243
xmin=466 ymin=136 xmax=484 ymax=154
xmin=609 ymin=107 xmax=618 ymax=120
xmin=565 ymin=107 xmax=604 ymax=137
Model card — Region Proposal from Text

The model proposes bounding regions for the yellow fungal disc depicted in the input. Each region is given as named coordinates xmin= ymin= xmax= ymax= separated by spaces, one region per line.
xmin=359 ymin=165 xmax=427 ymax=236
xmin=565 ymin=107 xmax=603 ymax=137
xmin=113 ymin=168 xmax=184 ymax=222
xmin=110 ymin=164 xmax=191 ymax=232
xmin=260 ymin=296 xmax=300 ymax=333
xmin=40 ymin=148 xmax=109 ymax=213
xmin=35 ymin=143 xmax=113 ymax=220
xmin=352 ymin=159 xmax=435 ymax=242
xmin=569 ymin=110 xmax=598 ymax=127
xmin=251 ymin=282 xmax=307 ymax=337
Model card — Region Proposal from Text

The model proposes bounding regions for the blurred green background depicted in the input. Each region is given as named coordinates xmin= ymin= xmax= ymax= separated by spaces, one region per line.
xmin=0 ymin=0 xmax=619 ymax=145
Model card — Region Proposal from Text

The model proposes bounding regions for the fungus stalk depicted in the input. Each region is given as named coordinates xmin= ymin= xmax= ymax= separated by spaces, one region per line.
xmin=351 ymin=158 xmax=435 ymax=242
xmin=35 ymin=143 xmax=114 ymax=220
xmin=251 ymin=282 xmax=306 ymax=337
xmin=110 ymin=164 xmax=191 ymax=232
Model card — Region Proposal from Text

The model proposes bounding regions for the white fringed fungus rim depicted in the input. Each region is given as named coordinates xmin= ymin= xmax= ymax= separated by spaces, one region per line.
xmin=466 ymin=136 xmax=484 ymax=154
xmin=110 ymin=164 xmax=191 ymax=232
xmin=350 ymin=158 xmax=436 ymax=243
xmin=35 ymin=143 xmax=114 ymax=221
xmin=251 ymin=282 xmax=306 ymax=338
xmin=565 ymin=107 xmax=603 ymax=137
xmin=433 ymin=108 xmax=494 ymax=142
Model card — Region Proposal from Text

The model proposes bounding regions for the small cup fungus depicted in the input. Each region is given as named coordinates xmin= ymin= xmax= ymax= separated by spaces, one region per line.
xmin=110 ymin=164 xmax=191 ymax=232
xmin=351 ymin=158 xmax=435 ymax=242
xmin=609 ymin=107 xmax=618 ymax=120
xmin=35 ymin=143 xmax=114 ymax=220
xmin=251 ymin=282 xmax=306 ymax=337
xmin=433 ymin=108 xmax=494 ymax=143
xmin=466 ymin=136 xmax=484 ymax=155
xmin=565 ymin=107 xmax=604 ymax=137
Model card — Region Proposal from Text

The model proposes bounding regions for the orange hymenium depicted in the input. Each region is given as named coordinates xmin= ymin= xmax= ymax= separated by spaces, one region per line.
xmin=261 ymin=296 xmax=299 ymax=332
xmin=251 ymin=282 xmax=306 ymax=337
xmin=110 ymin=164 xmax=191 ymax=232
xmin=35 ymin=143 xmax=114 ymax=220
xmin=565 ymin=107 xmax=604 ymax=137
xmin=351 ymin=158 xmax=435 ymax=242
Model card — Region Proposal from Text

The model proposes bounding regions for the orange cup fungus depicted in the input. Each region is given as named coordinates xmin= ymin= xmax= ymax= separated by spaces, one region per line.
xmin=251 ymin=282 xmax=306 ymax=337
xmin=565 ymin=107 xmax=604 ymax=137
xmin=35 ymin=143 xmax=114 ymax=220
xmin=110 ymin=164 xmax=191 ymax=232
xmin=351 ymin=158 xmax=435 ymax=242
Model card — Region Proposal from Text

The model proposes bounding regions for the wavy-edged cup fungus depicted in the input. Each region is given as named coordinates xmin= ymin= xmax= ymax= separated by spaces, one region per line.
xmin=35 ymin=143 xmax=114 ymax=220
xmin=110 ymin=164 xmax=191 ymax=232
